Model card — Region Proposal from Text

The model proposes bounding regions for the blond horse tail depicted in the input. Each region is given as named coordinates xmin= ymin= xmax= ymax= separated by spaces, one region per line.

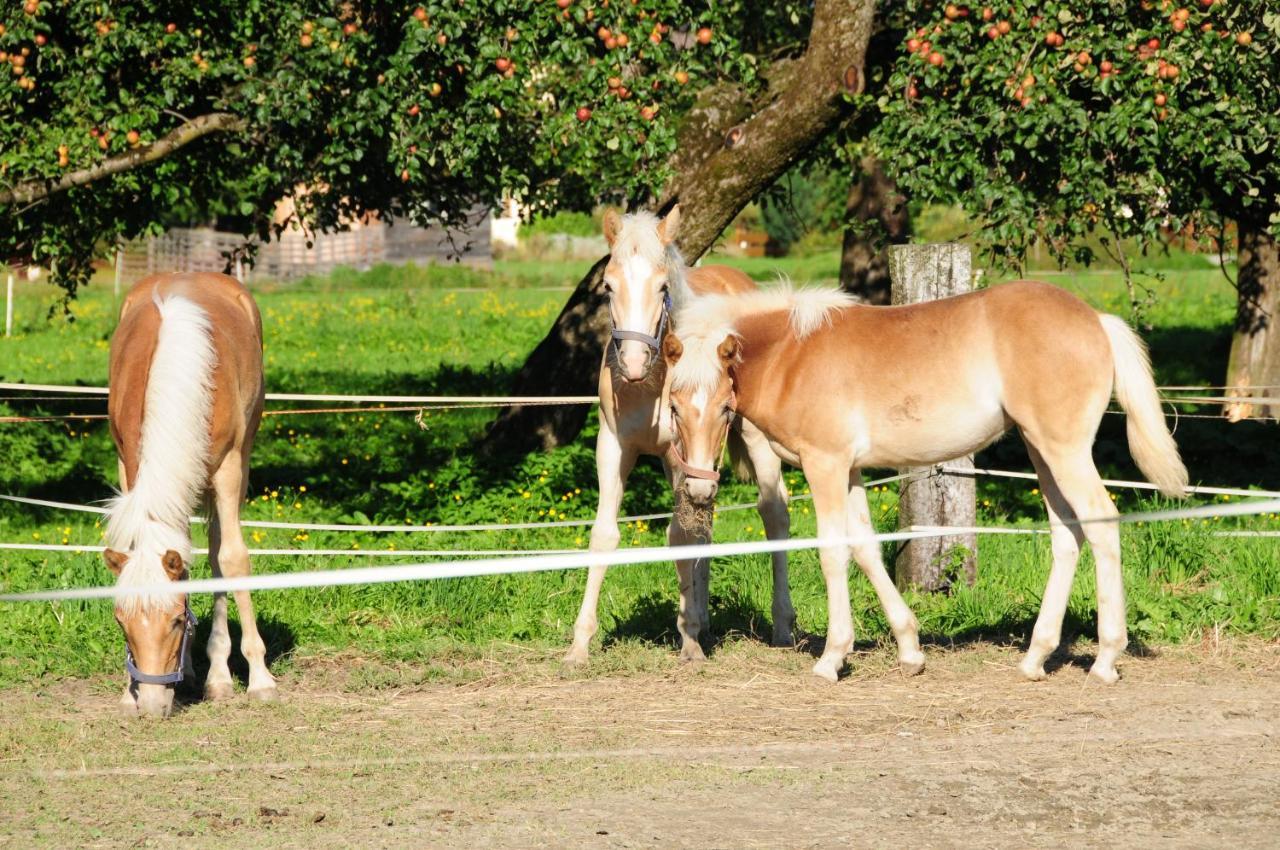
xmin=1098 ymin=313 xmax=1188 ymax=498
xmin=725 ymin=422 xmax=756 ymax=484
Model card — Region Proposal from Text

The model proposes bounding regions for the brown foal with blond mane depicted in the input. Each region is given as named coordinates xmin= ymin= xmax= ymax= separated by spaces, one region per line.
xmin=566 ymin=207 xmax=795 ymax=665
xmin=105 ymin=272 xmax=276 ymax=716
xmin=664 ymin=280 xmax=1187 ymax=684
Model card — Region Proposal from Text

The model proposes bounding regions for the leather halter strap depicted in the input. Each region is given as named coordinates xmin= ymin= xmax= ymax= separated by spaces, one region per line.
xmin=125 ymin=604 xmax=196 ymax=686
xmin=610 ymin=292 xmax=673 ymax=355
xmin=666 ymin=389 xmax=738 ymax=483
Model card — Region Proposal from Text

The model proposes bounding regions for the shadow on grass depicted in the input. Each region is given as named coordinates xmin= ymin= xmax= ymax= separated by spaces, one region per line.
xmin=177 ymin=616 xmax=296 ymax=703
xmin=609 ymin=590 xmax=1153 ymax=680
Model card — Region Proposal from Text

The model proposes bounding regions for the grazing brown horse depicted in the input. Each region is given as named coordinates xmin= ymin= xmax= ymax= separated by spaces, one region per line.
xmin=565 ymin=207 xmax=795 ymax=666
xmin=664 ymin=280 xmax=1187 ymax=684
xmin=105 ymin=273 xmax=276 ymax=717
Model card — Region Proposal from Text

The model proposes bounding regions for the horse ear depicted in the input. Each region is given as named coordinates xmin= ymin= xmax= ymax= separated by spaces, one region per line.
xmin=103 ymin=549 xmax=128 ymax=576
xmin=717 ymin=335 xmax=740 ymax=364
xmin=657 ymin=204 xmax=681 ymax=246
xmin=160 ymin=550 xmax=186 ymax=581
xmin=602 ymin=208 xmax=622 ymax=247
xmin=662 ymin=334 xmax=683 ymax=366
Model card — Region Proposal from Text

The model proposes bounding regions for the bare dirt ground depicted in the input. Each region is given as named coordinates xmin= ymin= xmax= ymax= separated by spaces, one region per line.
xmin=1 ymin=638 xmax=1278 ymax=849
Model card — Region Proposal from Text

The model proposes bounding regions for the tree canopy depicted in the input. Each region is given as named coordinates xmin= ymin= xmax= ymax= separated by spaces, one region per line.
xmin=0 ymin=0 xmax=759 ymax=298
xmin=869 ymin=0 xmax=1278 ymax=274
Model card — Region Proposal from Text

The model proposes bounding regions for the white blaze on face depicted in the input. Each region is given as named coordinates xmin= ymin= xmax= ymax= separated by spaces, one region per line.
xmin=690 ymin=387 xmax=708 ymax=416
xmin=615 ymin=253 xmax=662 ymax=381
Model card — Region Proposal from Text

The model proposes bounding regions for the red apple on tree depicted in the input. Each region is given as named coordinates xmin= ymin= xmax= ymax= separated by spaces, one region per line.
xmin=696 ymin=27 xmax=712 ymax=45
xmin=575 ymin=106 xmax=591 ymax=122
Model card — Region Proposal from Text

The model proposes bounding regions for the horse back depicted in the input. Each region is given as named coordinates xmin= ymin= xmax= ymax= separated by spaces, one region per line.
xmin=110 ymin=273 xmax=264 ymax=488
xmin=686 ymin=264 xmax=757 ymax=297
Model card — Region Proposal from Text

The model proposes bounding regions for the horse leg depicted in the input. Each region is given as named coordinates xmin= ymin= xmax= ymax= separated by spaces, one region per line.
xmin=565 ymin=423 xmax=636 ymax=666
xmin=667 ymin=487 xmax=709 ymax=663
xmin=1039 ymin=449 xmax=1126 ymax=683
xmin=210 ymin=449 xmax=278 ymax=700
xmin=809 ymin=460 xmax=854 ymax=682
xmin=204 ymin=508 xmax=236 ymax=700
xmin=846 ymin=472 xmax=925 ymax=675
xmin=740 ymin=419 xmax=794 ymax=647
xmin=1018 ymin=441 xmax=1086 ymax=681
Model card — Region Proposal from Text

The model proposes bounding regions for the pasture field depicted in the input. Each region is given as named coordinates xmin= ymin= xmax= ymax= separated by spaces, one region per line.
xmin=1 ymin=256 xmax=1278 ymax=847
xmin=0 ymin=258 xmax=1278 ymax=691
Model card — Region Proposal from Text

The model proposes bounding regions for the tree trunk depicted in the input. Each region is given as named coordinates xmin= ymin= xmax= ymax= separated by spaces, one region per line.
xmin=483 ymin=0 xmax=876 ymax=455
xmin=1224 ymin=224 xmax=1280 ymax=422
xmin=838 ymin=156 xmax=911 ymax=305
xmin=888 ymin=243 xmax=978 ymax=592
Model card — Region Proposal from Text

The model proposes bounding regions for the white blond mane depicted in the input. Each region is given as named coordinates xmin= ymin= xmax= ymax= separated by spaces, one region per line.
xmin=106 ymin=291 xmax=214 ymax=613
xmin=612 ymin=210 xmax=692 ymax=309
xmin=669 ymin=282 xmax=855 ymax=391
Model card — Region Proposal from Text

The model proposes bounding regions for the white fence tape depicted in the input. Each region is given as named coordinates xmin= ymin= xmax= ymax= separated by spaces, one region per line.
xmin=3 ymin=497 xmax=1278 ymax=604
xmin=939 ymin=465 xmax=1280 ymax=500
xmin=0 ymin=543 xmax=578 ymax=557
xmin=0 ymin=382 xmax=597 ymax=406
xmin=0 ymin=473 xmax=911 ymax=534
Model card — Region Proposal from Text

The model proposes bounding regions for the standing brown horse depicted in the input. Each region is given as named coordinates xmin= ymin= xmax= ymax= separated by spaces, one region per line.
xmin=664 ymin=280 xmax=1187 ymax=684
xmin=565 ymin=207 xmax=795 ymax=666
xmin=105 ymin=272 xmax=276 ymax=717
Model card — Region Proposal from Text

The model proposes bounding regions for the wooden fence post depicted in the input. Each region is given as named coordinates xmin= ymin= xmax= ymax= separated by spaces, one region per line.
xmin=888 ymin=243 xmax=978 ymax=591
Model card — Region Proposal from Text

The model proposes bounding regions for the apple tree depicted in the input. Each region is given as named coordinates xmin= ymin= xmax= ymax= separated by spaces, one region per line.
xmin=0 ymin=0 xmax=758 ymax=300
xmin=869 ymin=0 xmax=1280 ymax=416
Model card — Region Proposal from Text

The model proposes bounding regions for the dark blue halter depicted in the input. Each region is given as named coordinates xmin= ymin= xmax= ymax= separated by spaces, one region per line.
xmin=125 ymin=605 xmax=196 ymax=686
xmin=610 ymin=292 xmax=673 ymax=358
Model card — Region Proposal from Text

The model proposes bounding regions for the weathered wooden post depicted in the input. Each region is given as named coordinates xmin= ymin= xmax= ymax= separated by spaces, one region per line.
xmin=888 ymin=243 xmax=978 ymax=591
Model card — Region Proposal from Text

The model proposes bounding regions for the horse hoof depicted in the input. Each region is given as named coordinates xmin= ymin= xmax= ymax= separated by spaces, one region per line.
xmin=562 ymin=648 xmax=589 ymax=669
xmin=204 ymin=682 xmax=236 ymax=701
xmin=1019 ymin=659 xmax=1048 ymax=682
xmin=899 ymin=654 xmax=926 ymax=677
xmin=811 ymin=659 xmax=840 ymax=683
xmin=247 ymin=686 xmax=280 ymax=703
xmin=679 ymin=645 xmax=707 ymax=664
xmin=1087 ymin=665 xmax=1120 ymax=685
xmin=771 ymin=630 xmax=795 ymax=648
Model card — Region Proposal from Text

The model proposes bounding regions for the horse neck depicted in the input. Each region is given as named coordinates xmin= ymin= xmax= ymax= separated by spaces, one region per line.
xmin=728 ymin=313 xmax=794 ymax=428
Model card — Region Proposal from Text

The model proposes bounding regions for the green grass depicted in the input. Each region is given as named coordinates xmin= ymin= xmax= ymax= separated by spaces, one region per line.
xmin=0 ymin=261 xmax=1277 ymax=689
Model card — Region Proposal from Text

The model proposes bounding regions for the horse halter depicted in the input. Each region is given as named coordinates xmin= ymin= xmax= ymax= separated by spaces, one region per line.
xmin=124 ymin=603 xmax=196 ymax=686
xmin=666 ymin=388 xmax=738 ymax=484
xmin=610 ymin=291 xmax=673 ymax=372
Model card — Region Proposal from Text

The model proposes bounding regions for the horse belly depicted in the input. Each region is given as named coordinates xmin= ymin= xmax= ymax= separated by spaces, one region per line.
xmin=860 ymin=391 xmax=1007 ymax=467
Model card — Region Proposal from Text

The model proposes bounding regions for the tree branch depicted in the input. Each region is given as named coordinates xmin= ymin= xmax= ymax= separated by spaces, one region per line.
xmin=482 ymin=0 xmax=876 ymax=453
xmin=0 ymin=112 xmax=248 ymax=207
